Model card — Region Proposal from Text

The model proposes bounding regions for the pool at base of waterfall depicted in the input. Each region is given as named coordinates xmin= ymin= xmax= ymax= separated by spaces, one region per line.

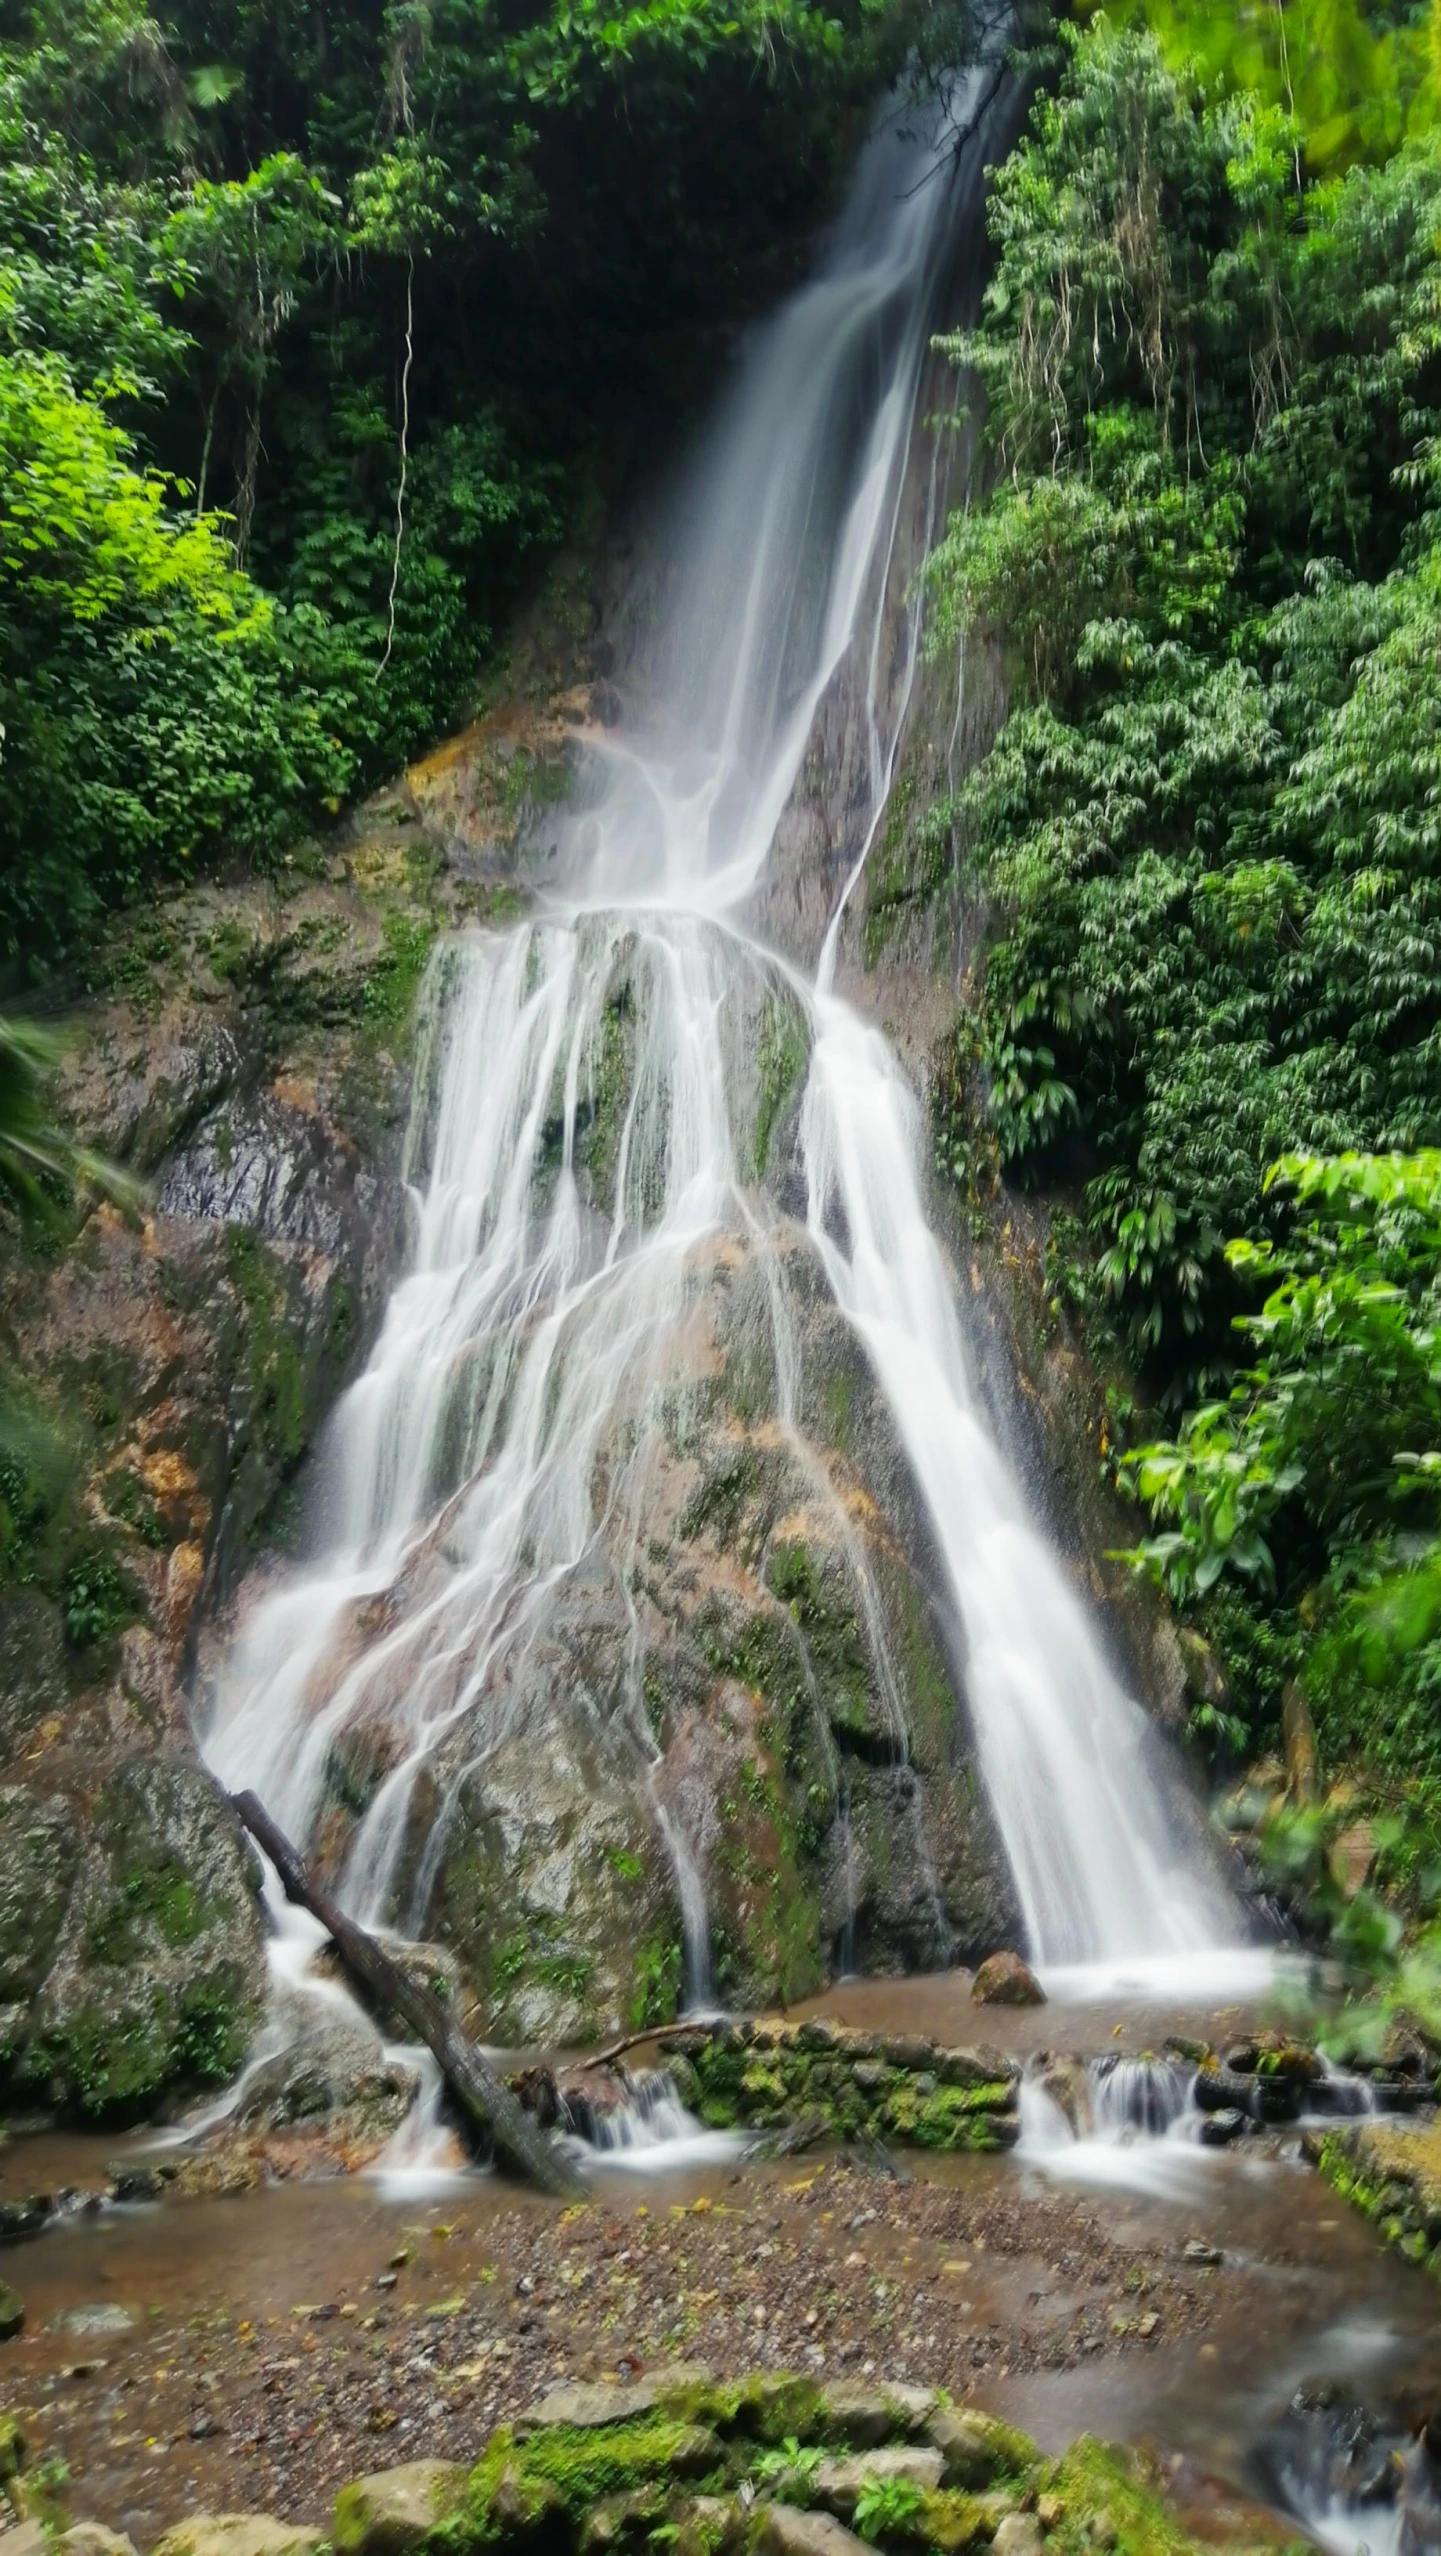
xmin=3 ymin=1962 xmax=1438 ymax=2556
xmin=3 ymin=2099 xmax=1438 ymax=2553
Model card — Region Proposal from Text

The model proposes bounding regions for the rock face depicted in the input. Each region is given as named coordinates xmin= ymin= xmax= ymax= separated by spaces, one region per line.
xmin=17 ymin=1758 xmax=265 ymax=2118
xmin=0 ymin=797 xmax=498 ymax=2123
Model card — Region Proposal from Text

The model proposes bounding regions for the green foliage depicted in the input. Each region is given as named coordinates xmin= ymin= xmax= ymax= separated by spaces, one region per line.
xmin=931 ymin=24 xmax=1441 ymax=1380
xmin=62 ymin=1549 xmax=140 ymax=1649
xmin=854 ymin=2472 xmax=927 ymax=2542
xmin=629 ymin=1925 xmax=683 ymax=2027
xmin=0 ymin=348 xmax=355 ymax=964
xmin=0 ymin=0 xmax=903 ymax=976
xmin=0 ymin=1014 xmax=121 ymax=1223
xmin=1122 ymin=1152 xmax=1441 ymax=1598
xmin=929 ymin=19 xmax=1441 ymax=1816
xmin=754 ymin=2436 xmax=825 ymax=2505
xmin=1109 ymin=0 xmax=1441 ymax=167
xmin=1120 ymin=1148 xmax=1441 ymax=1808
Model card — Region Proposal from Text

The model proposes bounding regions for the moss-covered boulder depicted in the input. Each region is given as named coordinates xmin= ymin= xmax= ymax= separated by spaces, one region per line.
xmin=303 ymin=2367 xmax=1293 ymax=2556
xmin=1314 ymin=2117 xmax=1441 ymax=2276
xmin=334 ymin=2461 xmax=468 ymax=2556
xmin=649 ymin=2016 xmax=1018 ymax=2150
xmin=18 ymin=1759 xmax=265 ymax=2120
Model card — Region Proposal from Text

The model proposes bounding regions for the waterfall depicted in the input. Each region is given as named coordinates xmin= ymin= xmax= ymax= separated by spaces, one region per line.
xmin=204 ymin=77 xmax=1248 ymax=2003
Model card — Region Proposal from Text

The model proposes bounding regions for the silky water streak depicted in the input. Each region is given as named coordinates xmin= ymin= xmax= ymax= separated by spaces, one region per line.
xmin=205 ymin=88 xmax=1245 ymax=2007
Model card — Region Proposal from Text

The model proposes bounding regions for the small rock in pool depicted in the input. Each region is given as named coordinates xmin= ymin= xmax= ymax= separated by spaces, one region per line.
xmin=1198 ymin=2108 xmax=1247 ymax=2148
xmin=0 ymin=2281 xmax=24 ymax=2340
xmin=972 ymin=1950 xmax=1046 ymax=2007
xmin=48 ymin=2304 xmax=137 ymax=2336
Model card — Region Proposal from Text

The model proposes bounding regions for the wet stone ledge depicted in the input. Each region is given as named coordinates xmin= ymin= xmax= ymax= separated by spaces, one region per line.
xmin=1311 ymin=2117 xmax=1441 ymax=2281
xmin=653 ymin=2018 xmax=1022 ymax=2152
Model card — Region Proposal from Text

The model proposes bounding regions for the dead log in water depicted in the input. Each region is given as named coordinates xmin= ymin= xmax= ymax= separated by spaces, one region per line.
xmin=229 ymin=1788 xmax=582 ymax=2197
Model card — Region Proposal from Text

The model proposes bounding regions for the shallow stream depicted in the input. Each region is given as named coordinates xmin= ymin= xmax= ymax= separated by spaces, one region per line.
xmin=3 ymin=1973 xmax=1437 ymax=2553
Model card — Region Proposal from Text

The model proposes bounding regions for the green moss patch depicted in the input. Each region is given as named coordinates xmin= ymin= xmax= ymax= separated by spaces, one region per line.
xmin=395 ymin=2374 xmax=1272 ymax=2555
xmin=1314 ymin=2120 xmax=1441 ymax=2277
xmin=659 ymin=2018 xmax=1018 ymax=2154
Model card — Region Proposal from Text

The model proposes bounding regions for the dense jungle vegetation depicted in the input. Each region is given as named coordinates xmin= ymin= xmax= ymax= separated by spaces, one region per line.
xmin=6 ymin=0 xmax=1441 ymax=1956
xmin=0 ymin=0 xmax=943 ymax=971
xmin=925 ymin=0 xmax=1441 ymax=1945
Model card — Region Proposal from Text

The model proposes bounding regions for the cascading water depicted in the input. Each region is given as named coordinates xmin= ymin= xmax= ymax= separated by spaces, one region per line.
xmin=204 ymin=74 xmax=1251 ymax=2061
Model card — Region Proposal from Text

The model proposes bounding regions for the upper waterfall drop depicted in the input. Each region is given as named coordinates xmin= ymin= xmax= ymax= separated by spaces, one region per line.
xmin=204 ymin=85 xmax=1247 ymax=1994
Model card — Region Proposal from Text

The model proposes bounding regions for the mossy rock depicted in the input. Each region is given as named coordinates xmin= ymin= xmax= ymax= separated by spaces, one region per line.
xmin=334 ymin=2460 xmax=468 ymax=2556
xmin=20 ymin=1760 xmax=265 ymax=2122
xmin=150 ymin=2521 xmax=323 ymax=2556
xmin=454 ymin=2418 xmax=724 ymax=2545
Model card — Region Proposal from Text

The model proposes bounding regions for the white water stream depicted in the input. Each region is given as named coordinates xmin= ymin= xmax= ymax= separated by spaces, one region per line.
xmin=203 ymin=85 xmax=1250 ymax=2098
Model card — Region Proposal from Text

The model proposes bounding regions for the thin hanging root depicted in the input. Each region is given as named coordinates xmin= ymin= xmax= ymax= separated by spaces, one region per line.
xmin=377 ymin=254 xmax=414 ymax=682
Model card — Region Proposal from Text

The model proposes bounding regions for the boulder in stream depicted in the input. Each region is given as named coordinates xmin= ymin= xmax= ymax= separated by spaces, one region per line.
xmin=972 ymin=1949 xmax=1045 ymax=2006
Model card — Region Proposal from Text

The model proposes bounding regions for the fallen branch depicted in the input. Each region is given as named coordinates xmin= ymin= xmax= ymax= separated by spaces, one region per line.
xmin=230 ymin=1789 xmax=581 ymax=2197
xmin=579 ymin=2025 xmax=668 ymax=2074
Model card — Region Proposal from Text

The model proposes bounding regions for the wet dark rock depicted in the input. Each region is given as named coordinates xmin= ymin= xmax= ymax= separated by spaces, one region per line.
xmin=1194 ymin=2066 xmax=1256 ymax=2115
xmin=1197 ymin=2107 xmax=1247 ymax=2148
xmin=0 ymin=2194 xmax=50 ymax=2244
xmin=157 ymin=1092 xmax=391 ymax=1269
xmin=972 ymin=1950 xmax=1045 ymax=2007
xmin=0 ymin=2277 xmax=24 ymax=2337
xmin=107 ymin=2163 xmax=174 ymax=2202
xmin=1259 ymin=2382 xmax=1410 ymax=2550
xmin=1401 ymin=2415 xmax=1441 ymax=2556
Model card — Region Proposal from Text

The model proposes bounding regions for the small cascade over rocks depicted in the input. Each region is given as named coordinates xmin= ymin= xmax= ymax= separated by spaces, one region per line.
xmin=1017 ymin=2057 xmax=1198 ymax=2162
xmin=1091 ymin=2054 xmax=1195 ymax=2140
xmin=1257 ymin=2386 xmax=1441 ymax=2556
xmin=557 ymin=2066 xmax=745 ymax=2173
xmin=1018 ymin=2035 xmax=1396 ymax=2188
